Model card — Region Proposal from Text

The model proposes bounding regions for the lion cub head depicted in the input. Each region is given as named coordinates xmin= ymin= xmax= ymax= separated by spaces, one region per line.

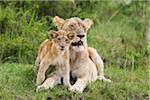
xmin=49 ymin=30 xmax=75 ymax=51
xmin=53 ymin=16 xmax=93 ymax=52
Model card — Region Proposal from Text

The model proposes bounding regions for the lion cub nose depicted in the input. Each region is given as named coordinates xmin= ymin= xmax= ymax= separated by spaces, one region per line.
xmin=60 ymin=46 xmax=65 ymax=50
xmin=77 ymin=35 xmax=85 ymax=38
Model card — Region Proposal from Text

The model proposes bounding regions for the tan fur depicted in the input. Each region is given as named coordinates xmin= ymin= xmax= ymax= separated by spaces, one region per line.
xmin=35 ymin=30 xmax=75 ymax=92
xmin=53 ymin=16 xmax=111 ymax=93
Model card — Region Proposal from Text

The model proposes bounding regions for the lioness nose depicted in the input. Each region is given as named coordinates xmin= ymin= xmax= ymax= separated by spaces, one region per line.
xmin=60 ymin=46 xmax=64 ymax=49
xmin=60 ymin=46 xmax=64 ymax=48
xmin=77 ymin=35 xmax=85 ymax=38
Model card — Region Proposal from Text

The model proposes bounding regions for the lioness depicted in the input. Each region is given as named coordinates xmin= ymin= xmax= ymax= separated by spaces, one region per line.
xmin=53 ymin=16 xmax=111 ymax=93
xmin=35 ymin=30 xmax=75 ymax=92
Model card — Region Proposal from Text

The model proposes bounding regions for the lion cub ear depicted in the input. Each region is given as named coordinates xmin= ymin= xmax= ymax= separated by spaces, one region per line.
xmin=82 ymin=18 xmax=93 ymax=32
xmin=49 ymin=30 xmax=58 ymax=39
xmin=67 ymin=32 xmax=75 ymax=40
xmin=53 ymin=16 xmax=65 ymax=30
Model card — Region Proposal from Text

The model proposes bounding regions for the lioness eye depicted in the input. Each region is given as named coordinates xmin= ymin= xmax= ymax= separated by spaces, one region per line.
xmin=57 ymin=38 xmax=61 ymax=40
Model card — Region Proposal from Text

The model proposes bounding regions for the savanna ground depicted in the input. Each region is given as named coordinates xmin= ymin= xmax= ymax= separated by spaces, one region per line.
xmin=0 ymin=1 xmax=149 ymax=100
xmin=0 ymin=63 xmax=149 ymax=100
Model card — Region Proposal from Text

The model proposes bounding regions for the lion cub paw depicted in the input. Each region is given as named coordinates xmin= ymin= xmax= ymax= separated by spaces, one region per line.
xmin=35 ymin=77 xmax=45 ymax=86
xmin=36 ymin=85 xmax=46 ymax=92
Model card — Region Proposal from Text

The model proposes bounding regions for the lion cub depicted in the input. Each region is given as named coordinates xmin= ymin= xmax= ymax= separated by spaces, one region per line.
xmin=35 ymin=30 xmax=75 ymax=92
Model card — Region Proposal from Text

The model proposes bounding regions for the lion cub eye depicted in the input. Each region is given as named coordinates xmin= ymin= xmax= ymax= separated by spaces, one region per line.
xmin=69 ymin=24 xmax=74 ymax=28
xmin=66 ymin=39 xmax=69 ymax=42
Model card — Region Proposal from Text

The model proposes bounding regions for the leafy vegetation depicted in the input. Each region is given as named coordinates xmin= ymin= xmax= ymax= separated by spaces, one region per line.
xmin=0 ymin=1 xmax=149 ymax=67
xmin=0 ymin=0 xmax=149 ymax=99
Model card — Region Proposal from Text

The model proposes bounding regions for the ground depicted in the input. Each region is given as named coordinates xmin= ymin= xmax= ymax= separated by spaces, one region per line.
xmin=0 ymin=63 xmax=148 ymax=100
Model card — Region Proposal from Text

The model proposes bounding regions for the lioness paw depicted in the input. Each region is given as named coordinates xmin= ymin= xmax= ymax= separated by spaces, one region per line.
xmin=98 ymin=75 xmax=112 ymax=82
xmin=69 ymin=86 xmax=83 ymax=93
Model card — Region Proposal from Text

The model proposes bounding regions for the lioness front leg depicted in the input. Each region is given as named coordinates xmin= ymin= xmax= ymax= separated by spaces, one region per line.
xmin=36 ymin=59 xmax=50 ymax=86
xmin=88 ymin=47 xmax=111 ymax=82
xmin=69 ymin=77 xmax=88 ymax=93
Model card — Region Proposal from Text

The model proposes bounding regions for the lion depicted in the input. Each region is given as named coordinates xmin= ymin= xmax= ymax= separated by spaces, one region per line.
xmin=53 ymin=16 xmax=111 ymax=93
xmin=35 ymin=30 xmax=75 ymax=92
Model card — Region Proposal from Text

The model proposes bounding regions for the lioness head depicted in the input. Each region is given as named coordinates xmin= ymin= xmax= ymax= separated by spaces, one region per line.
xmin=49 ymin=30 xmax=75 ymax=51
xmin=53 ymin=16 xmax=93 ymax=52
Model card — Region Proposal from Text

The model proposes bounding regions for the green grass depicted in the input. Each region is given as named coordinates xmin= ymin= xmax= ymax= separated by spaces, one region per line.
xmin=0 ymin=63 xmax=148 ymax=100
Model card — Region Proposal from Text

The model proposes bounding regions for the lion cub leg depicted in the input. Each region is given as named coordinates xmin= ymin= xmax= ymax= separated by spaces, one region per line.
xmin=36 ymin=74 xmax=60 ymax=92
xmin=34 ymin=56 xmax=40 ymax=73
xmin=63 ymin=63 xmax=71 ymax=88
xmin=36 ymin=59 xmax=51 ymax=86
xmin=69 ymin=77 xmax=88 ymax=93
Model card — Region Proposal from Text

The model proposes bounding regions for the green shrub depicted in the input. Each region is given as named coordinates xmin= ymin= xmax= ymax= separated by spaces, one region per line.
xmin=0 ymin=0 xmax=149 ymax=68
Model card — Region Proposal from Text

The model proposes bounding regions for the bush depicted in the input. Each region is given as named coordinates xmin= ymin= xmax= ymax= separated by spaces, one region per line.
xmin=0 ymin=0 xmax=149 ymax=68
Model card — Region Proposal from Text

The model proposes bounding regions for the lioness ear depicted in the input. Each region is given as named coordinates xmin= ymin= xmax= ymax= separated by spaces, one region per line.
xmin=53 ymin=16 xmax=65 ymax=29
xmin=82 ymin=18 xmax=93 ymax=31
xmin=49 ymin=30 xmax=58 ymax=39
xmin=67 ymin=32 xmax=75 ymax=40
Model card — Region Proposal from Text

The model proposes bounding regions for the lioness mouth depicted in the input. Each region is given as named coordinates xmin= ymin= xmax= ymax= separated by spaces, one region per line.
xmin=60 ymin=48 xmax=64 ymax=51
xmin=71 ymin=40 xmax=83 ymax=46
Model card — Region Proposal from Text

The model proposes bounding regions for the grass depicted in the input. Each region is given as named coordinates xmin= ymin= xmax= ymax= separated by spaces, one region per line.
xmin=0 ymin=63 xmax=148 ymax=100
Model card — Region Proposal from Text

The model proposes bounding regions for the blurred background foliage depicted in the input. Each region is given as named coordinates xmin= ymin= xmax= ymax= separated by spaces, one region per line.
xmin=0 ymin=0 xmax=149 ymax=68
